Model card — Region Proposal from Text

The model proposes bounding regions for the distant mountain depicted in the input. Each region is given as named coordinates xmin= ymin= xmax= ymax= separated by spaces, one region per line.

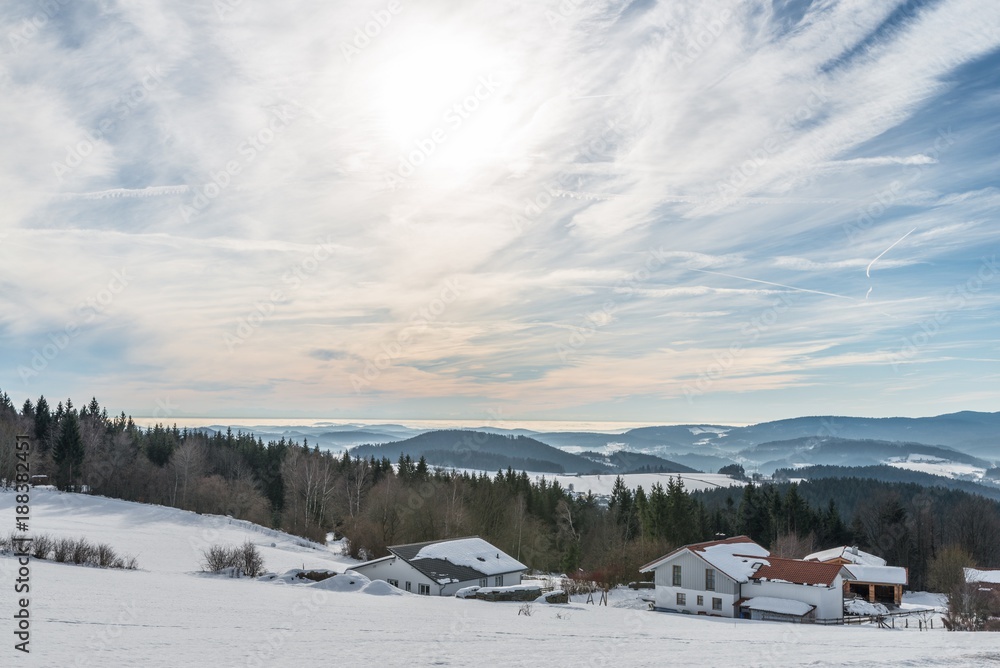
xmin=576 ymin=451 xmax=697 ymax=473
xmin=350 ymin=430 xmax=611 ymax=474
xmin=776 ymin=464 xmax=1000 ymax=502
xmin=713 ymin=412 xmax=1000 ymax=456
xmin=739 ymin=437 xmax=991 ymax=475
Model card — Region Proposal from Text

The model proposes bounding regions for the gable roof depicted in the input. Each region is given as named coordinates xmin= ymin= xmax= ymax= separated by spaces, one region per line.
xmin=804 ymin=546 xmax=886 ymax=567
xmin=388 ymin=536 xmax=526 ymax=585
xmin=965 ymin=567 xmax=1000 ymax=584
xmin=639 ymin=536 xmax=770 ymax=583
xmin=750 ymin=556 xmax=845 ymax=586
xmin=842 ymin=564 xmax=908 ymax=585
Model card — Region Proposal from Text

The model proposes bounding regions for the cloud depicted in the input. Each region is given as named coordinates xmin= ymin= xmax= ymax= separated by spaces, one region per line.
xmin=1 ymin=0 xmax=998 ymax=423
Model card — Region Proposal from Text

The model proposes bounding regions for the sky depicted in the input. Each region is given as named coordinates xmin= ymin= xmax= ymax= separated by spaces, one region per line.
xmin=0 ymin=0 xmax=998 ymax=425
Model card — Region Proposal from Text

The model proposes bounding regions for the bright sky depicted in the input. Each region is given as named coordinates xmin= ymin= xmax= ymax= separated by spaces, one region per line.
xmin=1 ymin=0 xmax=998 ymax=424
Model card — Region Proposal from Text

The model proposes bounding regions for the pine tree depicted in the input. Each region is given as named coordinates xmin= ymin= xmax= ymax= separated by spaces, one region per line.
xmin=53 ymin=407 xmax=85 ymax=490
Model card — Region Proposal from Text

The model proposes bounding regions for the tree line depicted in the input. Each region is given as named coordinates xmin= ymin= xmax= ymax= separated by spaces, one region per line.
xmin=2 ymin=389 xmax=998 ymax=592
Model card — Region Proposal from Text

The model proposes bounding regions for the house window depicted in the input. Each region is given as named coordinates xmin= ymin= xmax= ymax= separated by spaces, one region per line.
xmin=405 ymin=581 xmax=411 ymax=592
xmin=494 ymin=575 xmax=503 ymax=586
xmin=672 ymin=565 xmax=682 ymax=586
xmin=712 ymin=597 xmax=722 ymax=611
xmin=705 ymin=568 xmax=715 ymax=591
xmin=696 ymin=595 xmax=704 ymax=606
xmin=479 ymin=578 xmax=487 ymax=587
xmin=676 ymin=593 xmax=686 ymax=606
xmin=387 ymin=579 xmax=399 ymax=588
xmin=418 ymin=584 xmax=430 ymax=595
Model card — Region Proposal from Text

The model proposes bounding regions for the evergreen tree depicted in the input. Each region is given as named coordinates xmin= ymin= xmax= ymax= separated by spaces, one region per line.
xmin=53 ymin=407 xmax=85 ymax=490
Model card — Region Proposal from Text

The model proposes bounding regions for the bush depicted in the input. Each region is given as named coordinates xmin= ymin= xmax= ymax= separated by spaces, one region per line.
xmin=95 ymin=543 xmax=118 ymax=568
xmin=201 ymin=541 xmax=266 ymax=577
xmin=71 ymin=538 xmax=95 ymax=565
xmin=31 ymin=534 xmax=53 ymax=560
xmin=52 ymin=537 xmax=73 ymax=563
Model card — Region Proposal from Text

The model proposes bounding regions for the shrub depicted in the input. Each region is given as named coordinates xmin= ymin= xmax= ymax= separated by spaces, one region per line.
xmin=52 ymin=537 xmax=73 ymax=563
xmin=71 ymin=538 xmax=95 ymax=565
xmin=237 ymin=541 xmax=265 ymax=578
xmin=31 ymin=534 xmax=53 ymax=560
xmin=95 ymin=543 xmax=118 ymax=568
xmin=202 ymin=541 xmax=266 ymax=577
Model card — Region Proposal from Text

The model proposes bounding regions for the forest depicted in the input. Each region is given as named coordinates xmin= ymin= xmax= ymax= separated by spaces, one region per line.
xmin=1 ymin=388 xmax=998 ymax=592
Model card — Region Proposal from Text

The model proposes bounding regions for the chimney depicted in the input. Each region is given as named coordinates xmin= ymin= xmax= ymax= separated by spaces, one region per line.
xmin=850 ymin=546 xmax=858 ymax=556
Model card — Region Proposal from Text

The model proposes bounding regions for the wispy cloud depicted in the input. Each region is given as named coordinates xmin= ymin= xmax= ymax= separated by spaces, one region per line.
xmin=1 ymin=0 xmax=998 ymax=423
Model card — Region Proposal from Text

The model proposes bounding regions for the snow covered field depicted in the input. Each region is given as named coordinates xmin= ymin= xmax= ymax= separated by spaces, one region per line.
xmin=2 ymin=489 xmax=999 ymax=667
xmin=553 ymin=472 xmax=742 ymax=495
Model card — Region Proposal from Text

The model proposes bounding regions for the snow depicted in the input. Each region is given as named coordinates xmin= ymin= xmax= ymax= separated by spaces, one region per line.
xmin=4 ymin=489 xmax=1000 ymax=667
xmin=845 ymin=599 xmax=889 ymax=616
xmin=885 ymin=458 xmax=986 ymax=480
xmin=359 ymin=580 xmax=404 ymax=596
xmin=455 ymin=586 xmax=480 ymax=598
xmin=554 ymin=472 xmax=742 ymax=495
xmin=804 ymin=546 xmax=886 ymax=567
xmin=309 ymin=571 xmax=370 ymax=592
xmin=843 ymin=565 xmax=908 ymax=585
xmin=742 ymin=597 xmax=814 ymax=616
xmin=965 ymin=568 xmax=1000 ymax=584
xmin=412 ymin=537 xmax=525 ymax=576
xmin=699 ymin=542 xmax=771 ymax=583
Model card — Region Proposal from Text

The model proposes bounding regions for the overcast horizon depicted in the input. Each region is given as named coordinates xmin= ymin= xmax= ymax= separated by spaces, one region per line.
xmin=2 ymin=1 xmax=998 ymax=425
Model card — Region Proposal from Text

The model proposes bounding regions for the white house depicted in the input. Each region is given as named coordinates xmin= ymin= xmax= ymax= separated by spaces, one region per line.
xmin=740 ymin=556 xmax=847 ymax=622
xmin=640 ymin=536 xmax=847 ymax=623
xmin=639 ymin=536 xmax=769 ymax=618
xmin=351 ymin=536 xmax=527 ymax=596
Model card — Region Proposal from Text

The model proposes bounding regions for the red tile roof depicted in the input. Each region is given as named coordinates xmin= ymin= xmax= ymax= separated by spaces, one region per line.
xmin=749 ymin=556 xmax=844 ymax=586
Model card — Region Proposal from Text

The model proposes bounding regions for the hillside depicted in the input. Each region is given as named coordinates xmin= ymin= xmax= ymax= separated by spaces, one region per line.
xmin=350 ymin=430 xmax=611 ymax=474
xmin=741 ymin=437 xmax=992 ymax=475
xmin=776 ymin=465 xmax=1000 ymax=502
xmin=0 ymin=489 xmax=970 ymax=667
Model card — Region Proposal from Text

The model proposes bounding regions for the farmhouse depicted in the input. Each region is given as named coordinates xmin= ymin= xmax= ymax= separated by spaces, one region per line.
xmin=640 ymin=536 xmax=847 ymax=623
xmin=351 ymin=536 xmax=527 ymax=596
xmin=964 ymin=567 xmax=1000 ymax=593
xmin=805 ymin=545 xmax=907 ymax=605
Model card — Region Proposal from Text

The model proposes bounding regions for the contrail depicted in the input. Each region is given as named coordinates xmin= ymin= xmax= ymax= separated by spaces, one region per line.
xmin=688 ymin=268 xmax=857 ymax=301
xmin=866 ymin=228 xmax=916 ymax=278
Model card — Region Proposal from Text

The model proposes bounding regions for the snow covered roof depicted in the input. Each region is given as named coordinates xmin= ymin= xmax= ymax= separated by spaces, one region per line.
xmin=741 ymin=597 xmax=814 ymax=617
xmin=639 ymin=536 xmax=769 ymax=583
xmin=388 ymin=537 xmax=527 ymax=585
xmin=964 ymin=568 xmax=1000 ymax=584
xmin=804 ymin=546 xmax=886 ymax=567
xmin=842 ymin=565 xmax=908 ymax=585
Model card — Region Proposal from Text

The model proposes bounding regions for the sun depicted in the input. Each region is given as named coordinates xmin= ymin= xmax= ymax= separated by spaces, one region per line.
xmin=360 ymin=25 xmax=522 ymax=183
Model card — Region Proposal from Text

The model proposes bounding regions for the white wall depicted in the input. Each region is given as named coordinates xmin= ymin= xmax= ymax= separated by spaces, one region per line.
xmin=744 ymin=577 xmax=844 ymax=620
xmin=351 ymin=557 xmax=438 ymax=594
xmin=352 ymin=557 xmax=523 ymax=596
xmin=652 ymin=584 xmax=736 ymax=617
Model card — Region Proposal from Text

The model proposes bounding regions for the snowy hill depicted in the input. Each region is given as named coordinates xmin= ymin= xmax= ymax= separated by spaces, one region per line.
xmin=1 ymin=489 xmax=990 ymax=666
